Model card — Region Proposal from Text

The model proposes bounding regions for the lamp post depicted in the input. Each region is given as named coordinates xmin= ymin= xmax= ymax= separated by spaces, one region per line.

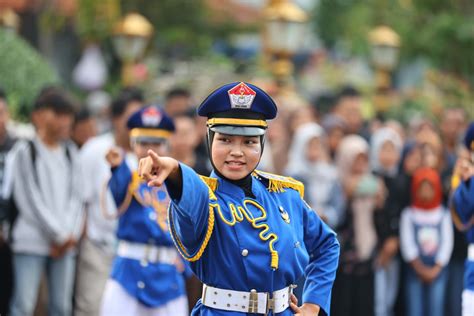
xmin=112 ymin=12 xmax=153 ymax=86
xmin=263 ymin=0 xmax=308 ymax=86
xmin=368 ymin=25 xmax=400 ymax=113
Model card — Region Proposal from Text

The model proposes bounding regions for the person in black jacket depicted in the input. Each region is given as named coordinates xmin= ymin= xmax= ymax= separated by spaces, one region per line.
xmin=370 ymin=127 xmax=404 ymax=316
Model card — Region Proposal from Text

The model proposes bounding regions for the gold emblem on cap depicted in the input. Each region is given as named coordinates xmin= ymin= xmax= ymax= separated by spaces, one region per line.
xmin=227 ymin=82 xmax=256 ymax=109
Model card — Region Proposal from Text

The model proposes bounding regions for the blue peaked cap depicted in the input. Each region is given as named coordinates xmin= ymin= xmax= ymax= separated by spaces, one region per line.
xmin=464 ymin=121 xmax=474 ymax=151
xmin=127 ymin=106 xmax=175 ymax=142
xmin=198 ymin=82 xmax=277 ymax=119
xmin=197 ymin=82 xmax=277 ymax=136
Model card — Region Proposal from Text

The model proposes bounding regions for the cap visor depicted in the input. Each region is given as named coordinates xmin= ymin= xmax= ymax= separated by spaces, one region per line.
xmin=210 ymin=125 xmax=265 ymax=136
xmin=132 ymin=136 xmax=167 ymax=144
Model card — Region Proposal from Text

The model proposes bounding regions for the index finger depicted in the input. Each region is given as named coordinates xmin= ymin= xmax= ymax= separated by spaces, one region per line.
xmin=148 ymin=150 xmax=161 ymax=166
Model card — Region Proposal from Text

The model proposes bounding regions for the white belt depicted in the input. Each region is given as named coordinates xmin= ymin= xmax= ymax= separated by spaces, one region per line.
xmin=201 ymin=283 xmax=296 ymax=315
xmin=117 ymin=241 xmax=178 ymax=265
xmin=469 ymin=244 xmax=474 ymax=261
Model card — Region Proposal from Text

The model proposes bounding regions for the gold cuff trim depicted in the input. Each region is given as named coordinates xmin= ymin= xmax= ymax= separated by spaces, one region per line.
xmin=207 ymin=118 xmax=267 ymax=128
xmin=130 ymin=128 xmax=172 ymax=139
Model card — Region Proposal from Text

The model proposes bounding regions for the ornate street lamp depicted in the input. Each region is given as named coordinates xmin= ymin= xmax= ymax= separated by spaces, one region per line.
xmin=263 ymin=0 xmax=308 ymax=84
xmin=368 ymin=25 xmax=400 ymax=88
xmin=368 ymin=25 xmax=401 ymax=114
xmin=112 ymin=12 xmax=153 ymax=86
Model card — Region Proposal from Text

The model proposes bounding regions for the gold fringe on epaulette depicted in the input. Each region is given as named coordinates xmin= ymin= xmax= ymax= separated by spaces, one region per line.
xmin=199 ymin=176 xmax=218 ymax=200
xmin=199 ymin=176 xmax=217 ymax=191
xmin=267 ymin=178 xmax=304 ymax=198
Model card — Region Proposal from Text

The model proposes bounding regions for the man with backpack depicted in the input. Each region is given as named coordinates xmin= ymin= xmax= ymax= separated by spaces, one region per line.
xmin=8 ymin=87 xmax=85 ymax=316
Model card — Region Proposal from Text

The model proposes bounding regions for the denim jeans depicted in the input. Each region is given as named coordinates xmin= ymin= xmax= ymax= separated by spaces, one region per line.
xmin=404 ymin=265 xmax=448 ymax=316
xmin=375 ymin=258 xmax=400 ymax=316
xmin=9 ymin=252 xmax=76 ymax=316
xmin=445 ymin=259 xmax=465 ymax=316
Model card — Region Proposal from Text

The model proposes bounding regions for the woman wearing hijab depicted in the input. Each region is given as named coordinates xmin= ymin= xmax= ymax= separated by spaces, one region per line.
xmin=286 ymin=122 xmax=345 ymax=229
xmin=138 ymin=82 xmax=340 ymax=315
xmin=370 ymin=127 xmax=403 ymax=316
xmin=331 ymin=135 xmax=385 ymax=316
xmin=400 ymin=168 xmax=453 ymax=316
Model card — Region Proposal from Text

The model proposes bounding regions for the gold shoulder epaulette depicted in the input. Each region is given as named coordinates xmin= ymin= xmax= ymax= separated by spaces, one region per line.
xmin=253 ymin=170 xmax=304 ymax=198
xmin=199 ymin=175 xmax=217 ymax=191
xmin=199 ymin=175 xmax=218 ymax=200
xmin=451 ymin=174 xmax=461 ymax=191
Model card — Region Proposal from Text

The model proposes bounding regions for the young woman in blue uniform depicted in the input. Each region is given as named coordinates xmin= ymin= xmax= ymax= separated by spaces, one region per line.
xmin=451 ymin=122 xmax=474 ymax=316
xmin=139 ymin=82 xmax=340 ymax=315
xmin=101 ymin=106 xmax=189 ymax=316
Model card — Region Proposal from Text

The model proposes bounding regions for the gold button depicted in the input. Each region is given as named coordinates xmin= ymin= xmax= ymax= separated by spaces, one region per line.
xmin=241 ymin=249 xmax=249 ymax=257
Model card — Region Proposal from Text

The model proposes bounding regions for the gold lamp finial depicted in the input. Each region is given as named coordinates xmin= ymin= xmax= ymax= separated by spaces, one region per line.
xmin=264 ymin=0 xmax=308 ymax=23
xmin=0 ymin=8 xmax=20 ymax=31
xmin=114 ymin=12 xmax=153 ymax=38
xmin=369 ymin=25 xmax=400 ymax=47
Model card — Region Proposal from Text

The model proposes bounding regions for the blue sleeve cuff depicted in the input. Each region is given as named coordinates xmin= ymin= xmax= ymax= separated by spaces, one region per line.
xmin=452 ymin=178 xmax=474 ymax=223
xmin=108 ymin=160 xmax=132 ymax=206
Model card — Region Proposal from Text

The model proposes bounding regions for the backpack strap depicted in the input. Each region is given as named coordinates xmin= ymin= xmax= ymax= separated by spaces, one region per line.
xmin=26 ymin=139 xmax=38 ymax=184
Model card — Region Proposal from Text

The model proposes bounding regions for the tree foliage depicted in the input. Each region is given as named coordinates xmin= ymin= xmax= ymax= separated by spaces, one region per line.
xmin=120 ymin=0 xmax=247 ymax=58
xmin=315 ymin=0 xmax=474 ymax=82
xmin=0 ymin=29 xmax=58 ymax=120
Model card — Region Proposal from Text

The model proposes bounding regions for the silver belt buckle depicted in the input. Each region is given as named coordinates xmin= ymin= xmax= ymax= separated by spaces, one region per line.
xmin=288 ymin=284 xmax=297 ymax=306
xmin=248 ymin=289 xmax=258 ymax=313
xmin=265 ymin=292 xmax=274 ymax=315
xmin=143 ymin=244 xmax=151 ymax=262
xmin=201 ymin=284 xmax=208 ymax=305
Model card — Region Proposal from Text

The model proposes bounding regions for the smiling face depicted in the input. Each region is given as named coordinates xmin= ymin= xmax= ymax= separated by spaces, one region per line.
xmin=211 ymin=132 xmax=262 ymax=180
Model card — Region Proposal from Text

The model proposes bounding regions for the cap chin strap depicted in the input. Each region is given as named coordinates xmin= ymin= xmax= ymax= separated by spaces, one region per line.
xmin=206 ymin=128 xmax=265 ymax=180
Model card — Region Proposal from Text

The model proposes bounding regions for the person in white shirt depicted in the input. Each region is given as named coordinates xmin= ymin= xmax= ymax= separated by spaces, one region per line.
xmin=74 ymin=88 xmax=143 ymax=316
xmin=9 ymin=87 xmax=84 ymax=316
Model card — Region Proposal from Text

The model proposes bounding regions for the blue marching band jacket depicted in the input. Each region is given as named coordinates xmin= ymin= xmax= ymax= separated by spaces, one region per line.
xmin=451 ymin=122 xmax=474 ymax=292
xmin=452 ymin=174 xmax=474 ymax=292
xmin=167 ymin=163 xmax=340 ymax=315
xmin=108 ymin=160 xmax=190 ymax=307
